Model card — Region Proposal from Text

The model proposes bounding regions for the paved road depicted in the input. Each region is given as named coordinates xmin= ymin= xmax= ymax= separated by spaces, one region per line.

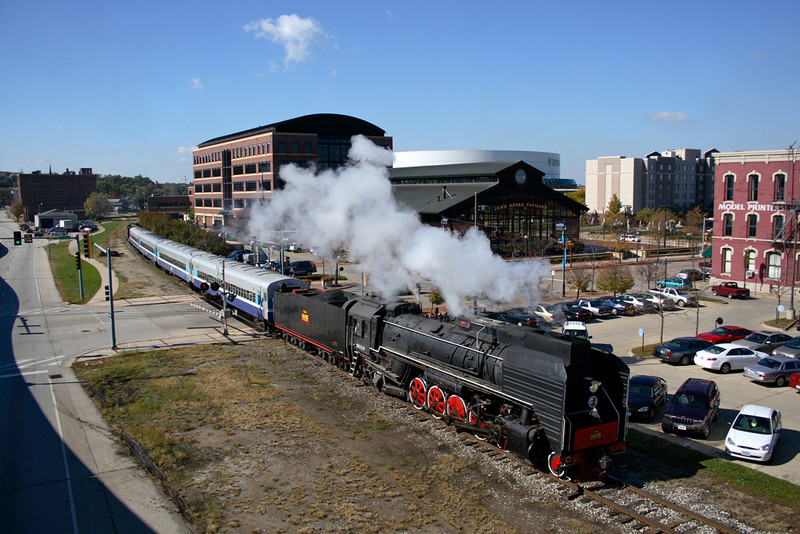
xmin=0 ymin=215 xmax=260 ymax=533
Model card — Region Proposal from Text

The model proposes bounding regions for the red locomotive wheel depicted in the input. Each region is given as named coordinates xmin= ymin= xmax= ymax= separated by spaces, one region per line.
xmin=446 ymin=395 xmax=467 ymax=421
xmin=408 ymin=377 xmax=427 ymax=409
xmin=427 ymin=386 xmax=447 ymax=418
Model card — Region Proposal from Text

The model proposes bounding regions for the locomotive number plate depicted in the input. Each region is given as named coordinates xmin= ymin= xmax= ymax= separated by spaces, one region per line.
xmin=301 ymin=310 xmax=309 ymax=324
xmin=590 ymin=430 xmax=602 ymax=441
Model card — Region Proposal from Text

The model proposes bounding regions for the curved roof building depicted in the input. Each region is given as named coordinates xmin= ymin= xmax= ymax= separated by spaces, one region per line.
xmin=394 ymin=150 xmax=561 ymax=179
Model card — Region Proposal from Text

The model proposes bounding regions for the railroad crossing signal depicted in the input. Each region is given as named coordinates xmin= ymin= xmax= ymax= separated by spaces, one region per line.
xmin=13 ymin=231 xmax=22 ymax=246
xmin=75 ymin=251 xmax=82 ymax=270
xmin=82 ymin=234 xmax=92 ymax=258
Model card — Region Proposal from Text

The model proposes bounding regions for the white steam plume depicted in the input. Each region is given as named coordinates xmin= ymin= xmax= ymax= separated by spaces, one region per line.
xmin=247 ymin=135 xmax=551 ymax=315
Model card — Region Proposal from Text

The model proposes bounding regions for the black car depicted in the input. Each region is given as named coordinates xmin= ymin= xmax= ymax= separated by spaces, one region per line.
xmin=662 ymin=378 xmax=720 ymax=439
xmin=552 ymin=302 xmax=593 ymax=321
xmin=628 ymin=375 xmax=668 ymax=421
xmin=654 ymin=337 xmax=714 ymax=366
xmin=288 ymin=260 xmax=317 ymax=276
xmin=486 ymin=308 xmax=544 ymax=328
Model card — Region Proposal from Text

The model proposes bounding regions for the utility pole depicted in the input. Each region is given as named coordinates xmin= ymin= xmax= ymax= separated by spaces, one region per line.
xmin=221 ymin=259 xmax=228 ymax=336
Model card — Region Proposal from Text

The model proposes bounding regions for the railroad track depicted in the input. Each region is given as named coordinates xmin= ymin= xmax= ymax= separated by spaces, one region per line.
xmin=454 ymin=432 xmax=744 ymax=534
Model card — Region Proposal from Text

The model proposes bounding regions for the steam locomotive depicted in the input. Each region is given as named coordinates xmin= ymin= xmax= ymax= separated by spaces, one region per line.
xmin=128 ymin=226 xmax=629 ymax=480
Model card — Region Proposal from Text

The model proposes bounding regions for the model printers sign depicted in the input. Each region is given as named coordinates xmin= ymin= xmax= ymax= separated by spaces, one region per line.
xmin=717 ymin=202 xmax=781 ymax=212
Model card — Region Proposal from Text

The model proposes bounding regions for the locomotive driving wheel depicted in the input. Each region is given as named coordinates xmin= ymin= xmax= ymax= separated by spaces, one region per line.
xmin=408 ymin=377 xmax=427 ymax=409
xmin=446 ymin=395 xmax=467 ymax=421
xmin=427 ymin=386 xmax=447 ymax=419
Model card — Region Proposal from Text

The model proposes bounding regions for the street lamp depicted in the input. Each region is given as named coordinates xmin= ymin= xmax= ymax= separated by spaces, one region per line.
xmin=556 ymin=222 xmax=566 ymax=297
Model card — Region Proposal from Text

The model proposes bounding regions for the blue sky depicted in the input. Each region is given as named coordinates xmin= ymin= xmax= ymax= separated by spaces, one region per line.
xmin=1 ymin=0 xmax=798 ymax=184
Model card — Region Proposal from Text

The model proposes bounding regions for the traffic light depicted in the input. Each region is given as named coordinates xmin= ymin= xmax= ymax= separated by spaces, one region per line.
xmin=82 ymin=234 xmax=92 ymax=258
xmin=75 ymin=251 xmax=82 ymax=270
xmin=104 ymin=285 xmax=110 ymax=301
xmin=13 ymin=231 xmax=22 ymax=246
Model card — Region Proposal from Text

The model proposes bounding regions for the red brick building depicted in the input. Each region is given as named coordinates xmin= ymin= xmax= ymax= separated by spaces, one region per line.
xmin=16 ymin=168 xmax=96 ymax=222
xmin=711 ymin=149 xmax=800 ymax=300
xmin=190 ymin=114 xmax=392 ymax=229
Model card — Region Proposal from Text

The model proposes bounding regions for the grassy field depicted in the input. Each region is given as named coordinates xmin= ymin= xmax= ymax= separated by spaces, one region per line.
xmin=47 ymin=239 xmax=101 ymax=303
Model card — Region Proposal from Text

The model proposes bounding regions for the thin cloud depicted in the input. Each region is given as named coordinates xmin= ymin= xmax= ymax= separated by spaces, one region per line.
xmin=177 ymin=146 xmax=196 ymax=154
xmin=330 ymin=69 xmax=338 ymax=77
xmin=646 ymin=111 xmax=690 ymax=123
xmin=243 ymin=14 xmax=325 ymax=68
xmin=188 ymin=77 xmax=204 ymax=91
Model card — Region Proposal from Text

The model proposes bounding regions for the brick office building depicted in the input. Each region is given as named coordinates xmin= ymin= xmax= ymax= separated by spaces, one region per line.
xmin=711 ymin=149 xmax=800 ymax=301
xmin=190 ymin=114 xmax=393 ymax=229
xmin=17 ymin=168 xmax=96 ymax=222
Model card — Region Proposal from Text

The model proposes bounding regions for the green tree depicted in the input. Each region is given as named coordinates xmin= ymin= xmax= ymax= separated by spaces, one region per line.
xmin=596 ymin=264 xmax=634 ymax=296
xmin=428 ymin=286 xmax=444 ymax=311
xmin=565 ymin=188 xmax=586 ymax=206
xmin=84 ymin=192 xmax=113 ymax=219
xmin=606 ymin=194 xmax=622 ymax=215
xmin=566 ymin=268 xmax=592 ymax=299
xmin=10 ymin=200 xmax=23 ymax=221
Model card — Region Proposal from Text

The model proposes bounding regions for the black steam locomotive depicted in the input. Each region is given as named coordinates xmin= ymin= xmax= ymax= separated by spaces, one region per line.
xmin=273 ymin=288 xmax=629 ymax=481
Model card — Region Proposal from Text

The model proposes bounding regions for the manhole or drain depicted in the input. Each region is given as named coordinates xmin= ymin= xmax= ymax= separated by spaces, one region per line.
xmin=49 ymin=374 xmax=62 ymax=379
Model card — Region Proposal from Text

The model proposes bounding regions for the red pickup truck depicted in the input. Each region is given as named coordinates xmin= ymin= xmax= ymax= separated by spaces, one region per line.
xmin=711 ymin=281 xmax=750 ymax=299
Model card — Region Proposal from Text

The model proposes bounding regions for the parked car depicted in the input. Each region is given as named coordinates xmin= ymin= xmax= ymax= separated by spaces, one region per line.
xmin=694 ymin=343 xmax=766 ymax=374
xmin=725 ymin=404 xmax=782 ymax=463
xmin=656 ymin=276 xmax=693 ymax=289
xmin=619 ymin=234 xmax=641 ymax=242
xmin=486 ymin=308 xmax=543 ymax=328
xmin=676 ymin=268 xmax=705 ymax=281
xmin=575 ymin=299 xmax=614 ymax=318
xmin=600 ymin=297 xmax=635 ymax=316
xmin=532 ymin=304 xmax=565 ymax=324
xmin=649 ymin=286 xmax=697 ymax=307
xmin=699 ymin=261 xmax=712 ymax=277
xmin=790 ymin=372 xmax=800 ymax=392
xmin=288 ymin=260 xmax=317 ymax=276
xmin=743 ymin=356 xmax=800 ymax=387
xmin=772 ymin=336 xmax=800 ymax=358
xmin=732 ymin=331 xmax=793 ymax=354
xmin=619 ymin=293 xmax=656 ymax=313
xmin=654 ymin=337 xmax=713 ymax=366
xmin=710 ymin=281 xmax=750 ymax=299
xmin=696 ymin=325 xmax=752 ymax=344
xmin=552 ymin=302 xmax=593 ymax=322
xmin=627 ymin=375 xmax=668 ymax=421
xmin=662 ymin=378 xmax=720 ymax=439
xmin=48 ymin=228 xmax=67 ymax=237
xmin=562 ymin=321 xmax=590 ymax=340
xmin=643 ymin=293 xmax=675 ymax=311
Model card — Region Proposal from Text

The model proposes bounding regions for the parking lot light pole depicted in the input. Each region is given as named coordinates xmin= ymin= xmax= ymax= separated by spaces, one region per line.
xmin=556 ymin=222 xmax=566 ymax=298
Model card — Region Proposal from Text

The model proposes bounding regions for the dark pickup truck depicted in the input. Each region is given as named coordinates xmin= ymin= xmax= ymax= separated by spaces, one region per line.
xmin=711 ymin=281 xmax=750 ymax=299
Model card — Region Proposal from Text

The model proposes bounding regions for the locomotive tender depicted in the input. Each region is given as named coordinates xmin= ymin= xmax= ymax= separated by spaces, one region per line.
xmin=128 ymin=226 xmax=629 ymax=480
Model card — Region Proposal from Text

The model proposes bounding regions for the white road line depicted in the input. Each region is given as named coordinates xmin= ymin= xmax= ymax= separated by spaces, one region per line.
xmin=15 ymin=355 xmax=66 ymax=370
xmin=0 ymin=370 xmax=49 ymax=379
xmin=49 ymin=376 xmax=79 ymax=534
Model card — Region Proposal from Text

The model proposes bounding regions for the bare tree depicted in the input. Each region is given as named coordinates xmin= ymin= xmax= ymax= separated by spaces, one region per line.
xmin=637 ymin=261 xmax=660 ymax=292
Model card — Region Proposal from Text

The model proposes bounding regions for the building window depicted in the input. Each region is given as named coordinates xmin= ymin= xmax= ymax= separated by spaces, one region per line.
xmin=204 ymin=199 xmax=212 ymax=207
xmin=203 ymin=183 xmax=212 ymax=193
xmin=233 ymin=165 xmax=243 ymax=175
xmin=213 ymin=183 xmax=221 ymax=192
xmin=195 ymin=199 xmax=202 ymax=207
xmin=723 ymin=213 xmax=733 ymax=236
xmin=767 ymin=252 xmax=782 ymax=279
xmin=724 ymin=174 xmax=734 ymax=201
xmin=748 ymin=174 xmax=759 ymax=201
xmin=212 ymin=168 xmax=221 ymax=177
xmin=213 ymin=198 xmax=221 ymax=208
xmin=245 ymin=181 xmax=257 ymax=191
xmin=261 ymin=180 xmax=271 ymax=191
xmin=773 ymin=215 xmax=785 ymax=240
xmin=747 ymin=214 xmax=757 ymax=238
xmin=233 ymin=182 xmax=244 ymax=192
xmin=234 ymin=199 xmax=244 ymax=209
xmin=258 ymin=161 xmax=271 ymax=173
xmin=203 ymin=169 xmax=211 ymax=178
xmin=775 ymin=173 xmax=786 ymax=202
xmin=745 ymin=250 xmax=756 ymax=272
xmin=245 ymin=163 xmax=256 ymax=174
xmin=278 ymin=142 xmax=286 ymax=153
xmin=194 ymin=170 xmax=202 ymax=179
xmin=722 ymin=248 xmax=732 ymax=274
xmin=304 ymin=142 xmax=312 ymax=154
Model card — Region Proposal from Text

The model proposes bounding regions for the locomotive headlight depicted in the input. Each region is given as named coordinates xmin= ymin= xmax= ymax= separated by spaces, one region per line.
xmin=588 ymin=379 xmax=601 ymax=393
xmin=588 ymin=395 xmax=598 ymax=409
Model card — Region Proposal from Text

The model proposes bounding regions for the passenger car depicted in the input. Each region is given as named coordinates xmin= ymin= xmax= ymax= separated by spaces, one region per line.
xmin=654 ymin=337 xmax=713 ymax=366
xmin=696 ymin=326 xmax=752 ymax=344
xmin=694 ymin=343 xmax=766 ymax=374
xmin=486 ymin=308 xmax=542 ymax=328
xmin=732 ymin=331 xmax=792 ymax=354
xmin=619 ymin=234 xmax=641 ymax=242
xmin=656 ymin=276 xmax=692 ymax=289
xmin=772 ymin=336 xmax=800 ymax=358
xmin=575 ymin=299 xmax=614 ymax=318
xmin=48 ymin=228 xmax=67 ymax=237
xmin=532 ymin=304 xmax=564 ymax=324
xmin=552 ymin=302 xmax=593 ymax=321
xmin=725 ymin=404 xmax=782 ymax=462
xmin=288 ymin=260 xmax=317 ymax=276
xmin=600 ymin=297 xmax=635 ymax=316
xmin=662 ymin=378 xmax=720 ymax=439
xmin=642 ymin=293 xmax=675 ymax=311
xmin=619 ymin=293 xmax=656 ymax=313
xmin=627 ymin=375 xmax=667 ymax=421
xmin=790 ymin=372 xmax=800 ymax=391
xmin=743 ymin=356 xmax=800 ymax=387
xmin=676 ymin=268 xmax=704 ymax=281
